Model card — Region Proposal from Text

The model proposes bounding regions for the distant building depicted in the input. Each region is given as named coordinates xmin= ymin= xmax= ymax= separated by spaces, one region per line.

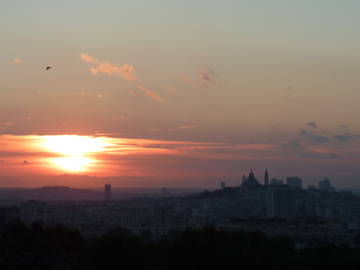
xmin=267 ymin=186 xmax=297 ymax=219
xmin=20 ymin=201 xmax=48 ymax=224
xmin=264 ymin=169 xmax=269 ymax=187
xmin=220 ymin=182 xmax=226 ymax=190
xmin=318 ymin=179 xmax=335 ymax=192
xmin=104 ymin=184 xmax=112 ymax=201
xmin=161 ymin=188 xmax=170 ymax=196
xmin=240 ymin=170 xmax=267 ymax=216
xmin=270 ymin=178 xmax=284 ymax=186
xmin=242 ymin=175 xmax=246 ymax=186
xmin=242 ymin=170 xmax=264 ymax=189
xmin=286 ymin=177 xmax=303 ymax=189
xmin=307 ymin=185 xmax=317 ymax=190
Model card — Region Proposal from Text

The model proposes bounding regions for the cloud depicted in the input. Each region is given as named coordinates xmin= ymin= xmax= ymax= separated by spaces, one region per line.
xmin=301 ymin=152 xmax=339 ymax=159
xmin=281 ymin=140 xmax=304 ymax=150
xmin=79 ymin=90 xmax=89 ymax=97
xmin=0 ymin=122 xmax=16 ymax=132
xmin=0 ymin=122 xmax=15 ymax=127
xmin=334 ymin=133 xmax=360 ymax=142
xmin=168 ymin=125 xmax=199 ymax=132
xmin=80 ymin=53 xmax=96 ymax=63
xmin=137 ymin=86 xmax=164 ymax=103
xmin=80 ymin=53 xmax=163 ymax=103
xmin=280 ymin=139 xmax=340 ymax=159
xmin=299 ymin=130 xmax=330 ymax=143
xmin=12 ymin=58 xmax=22 ymax=64
xmin=80 ymin=53 xmax=136 ymax=81
xmin=306 ymin=122 xmax=317 ymax=129
xmin=113 ymin=115 xmax=126 ymax=121
xmin=177 ymin=73 xmax=208 ymax=88
xmin=175 ymin=125 xmax=199 ymax=130
xmin=90 ymin=63 xmax=136 ymax=81
xmin=334 ymin=134 xmax=352 ymax=142
xmin=178 ymin=69 xmax=219 ymax=88
xmin=128 ymin=90 xmax=138 ymax=96
xmin=201 ymin=71 xmax=217 ymax=85
xmin=328 ymin=153 xmax=339 ymax=158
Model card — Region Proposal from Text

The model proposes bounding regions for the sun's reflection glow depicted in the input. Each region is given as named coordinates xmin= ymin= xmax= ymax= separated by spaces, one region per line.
xmin=41 ymin=135 xmax=110 ymax=173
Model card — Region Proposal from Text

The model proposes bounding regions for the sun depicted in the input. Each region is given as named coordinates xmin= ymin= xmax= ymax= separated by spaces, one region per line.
xmin=42 ymin=135 xmax=107 ymax=156
xmin=41 ymin=135 xmax=109 ymax=173
xmin=52 ymin=156 xmax=95 ymax=172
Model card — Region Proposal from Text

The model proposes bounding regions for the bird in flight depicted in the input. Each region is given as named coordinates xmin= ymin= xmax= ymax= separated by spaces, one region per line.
xmin=46 ymin=66 xmax=53 ymax=70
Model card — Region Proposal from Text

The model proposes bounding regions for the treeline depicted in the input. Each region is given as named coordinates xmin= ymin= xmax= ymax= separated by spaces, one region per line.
xmin=0 ymin=222 xmax=359 ymax=269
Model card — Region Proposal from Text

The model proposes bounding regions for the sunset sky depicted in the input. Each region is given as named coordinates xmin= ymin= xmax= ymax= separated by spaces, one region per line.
xmin=1 ymin=1 xmax=360 ymax=188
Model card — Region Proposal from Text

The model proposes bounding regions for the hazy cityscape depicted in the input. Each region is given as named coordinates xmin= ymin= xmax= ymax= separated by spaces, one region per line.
xmin=1 ymin=170 xmax=360 ymax=247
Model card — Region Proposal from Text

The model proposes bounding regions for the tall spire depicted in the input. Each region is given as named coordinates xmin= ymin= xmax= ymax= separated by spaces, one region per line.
xmin=264 ymin=168 xmax=269 ymax=187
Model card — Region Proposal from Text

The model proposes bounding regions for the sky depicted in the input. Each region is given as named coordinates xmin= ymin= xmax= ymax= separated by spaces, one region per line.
xmin=0 ymin=0 xmax=360 ymax=188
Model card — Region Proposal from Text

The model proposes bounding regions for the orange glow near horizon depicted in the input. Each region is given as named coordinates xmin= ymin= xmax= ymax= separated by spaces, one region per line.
xmin=0 ymin=134 xmax=295 ymax=185
xmin=41 ymin=135 xmax=110 ymax=173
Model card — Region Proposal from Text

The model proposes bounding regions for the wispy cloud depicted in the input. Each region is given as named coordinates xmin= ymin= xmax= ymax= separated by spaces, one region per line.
xmin=137 ymin=86 xmax=164 ymax=103
xmin=12 ymin=58 xmax=22 ymax=64
xmin=90 ymin=62 xmax=136 ymax=81
xmin=168 ymin=125 xmax=199 ymax=132
xmin=128 ymin=90 xmax=138 ymax=96
xmin=301 ymin=151 xmax=339 ymax=159
xmin=80 ymin=54 xmax=96 ymax=63
xmin=280 ymin=139 xmax=339 ymax=159
xmin=80 ymin=53 xmax=136 ymax=81
xmin=79 ymin=90 xmax=89 ymax=97
xmin=80 ymin=53 xmax=164 ymax=102
xmin=0 ymin=122 xmax=15 ymax=127
xmin=178 ymin=69 xmax=220 ymax=88
xmin=201 ymin=70 xmax=218 ymax=85
xmin=281 ymin=140 xmax=304 ymax=150
xmin=177 ymin=73 xmax=208 ymax=88
xmin=334 ymin=133 xmax=360 ymax=142
xmin=0 ymin=122 xmax=16 ymax=132
xmin=306 ymin=122 xmax=317 ymax=129
xmin=299 ymin=130 xmax=330 ymax=143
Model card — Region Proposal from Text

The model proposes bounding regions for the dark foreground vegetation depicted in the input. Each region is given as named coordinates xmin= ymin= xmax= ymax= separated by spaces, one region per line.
xmin=0 ymin=222 xmax=360 ymax=270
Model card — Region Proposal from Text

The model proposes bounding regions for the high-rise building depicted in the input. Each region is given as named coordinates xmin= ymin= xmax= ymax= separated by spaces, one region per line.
xmin=264 ymin=169 xmax=269 ymax=187
xmin=267 ymin=186 xmax=297 ymax=219
xmin=104 ymin=184 xmax=112 ymax=201
xmin=286 ymin=177 xmax=303 ymax=189
xmin=318 ymin=179 xmax=335 ymax=192
xmin=270 ymin=178 xmax=284 ymax=186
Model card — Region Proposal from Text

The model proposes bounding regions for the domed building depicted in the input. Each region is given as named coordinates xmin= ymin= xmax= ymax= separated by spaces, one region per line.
xmin=241 ymin=170 xmax=266 ymax=190
xmin=238 ymin=170 xmax=267 ymax=216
